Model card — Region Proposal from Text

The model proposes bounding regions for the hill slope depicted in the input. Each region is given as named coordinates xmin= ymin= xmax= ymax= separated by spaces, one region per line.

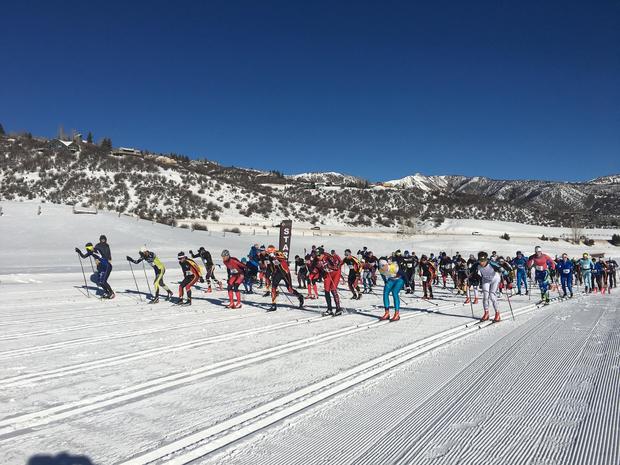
xmin=1 ymin=134 xmax=618 ymax=228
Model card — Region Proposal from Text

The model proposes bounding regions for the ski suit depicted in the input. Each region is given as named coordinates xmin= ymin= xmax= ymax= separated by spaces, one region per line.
xmin=316 ymin=252 xmax=342 ymax=312
xmin=343 ymin=255 xmax=362 ymax=298
xmin=556 ymin=259 xmax=574 ymax=297
xmin=129 ymin=251 xmax=171 ymax=298
xmin=179 ymin=258 xmax=201 ymax=301
xmin=527 ymin=253 xmax=556 ymax=301
xmin=224 ymin=256 xmax=246 ymax=305
xmin=477 ymin=261 xmax=506 ymax=312
xmin=190 ymin=249 xmax=221 ymax=289
xmin=511 ymin=256 xmax=529 ymax=294
xmin=579 ymin=258 xmax=594 ymax=292
xmin=380 ymin=262 xmax=406 ymax=311
xmin=607 ymin=260 xmax=617 ymax=288
xmin=419 ymin=260 xmax=436 ymax=298
xmin=78 ymin=248 xmax=114 ymax=297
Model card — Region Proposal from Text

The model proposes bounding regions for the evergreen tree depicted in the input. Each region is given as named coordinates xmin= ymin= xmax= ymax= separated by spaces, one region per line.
xmin=100 ymin=137 xmax=112 ymax=151
xmin=0 ymin=123 xmax=5 ymax=135
xmin=87 ymin=131 xmax=93 ymax=144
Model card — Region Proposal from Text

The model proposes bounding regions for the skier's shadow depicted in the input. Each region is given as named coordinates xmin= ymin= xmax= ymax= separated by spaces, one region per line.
xmin=73 ymin=285 xmax=102 ymax=298
xmin=123 ymin=289 xmax=152 ymax=299
xmin=27 ymin=452 xmax=94 ymax=464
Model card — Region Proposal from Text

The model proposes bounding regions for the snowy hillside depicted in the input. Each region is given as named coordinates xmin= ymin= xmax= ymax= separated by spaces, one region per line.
xmin=1 ymin=133 xmax=619 ymax=229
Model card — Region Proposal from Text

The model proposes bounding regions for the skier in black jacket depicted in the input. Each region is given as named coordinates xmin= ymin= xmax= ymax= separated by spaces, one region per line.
xmin=190 ymin=247 xmax=222 ymax=292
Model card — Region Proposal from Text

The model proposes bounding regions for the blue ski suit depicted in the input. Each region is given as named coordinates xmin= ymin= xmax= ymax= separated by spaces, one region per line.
xmin=511 ymin=256 xmax=528 ymax=294
xmin=556 ymin=259 xmax=573 ymax=296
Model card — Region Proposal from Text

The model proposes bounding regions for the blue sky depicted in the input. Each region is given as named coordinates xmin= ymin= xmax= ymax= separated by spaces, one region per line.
xmin=1 ymin=1 xmax=618 ymax=181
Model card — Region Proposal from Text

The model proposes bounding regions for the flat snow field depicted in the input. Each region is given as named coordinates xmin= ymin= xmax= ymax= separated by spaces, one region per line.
xmin=0 ymin=202 xmax=619 ymax=465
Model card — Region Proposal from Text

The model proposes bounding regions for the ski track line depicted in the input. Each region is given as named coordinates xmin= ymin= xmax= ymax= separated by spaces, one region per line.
xmin=350 ymin=305 xmax=564 ymax=465
xmin=539 ymin=302 xmax=620 ymax=465
xmin=346 ymin=294 xmax=592 ymax=465
xmin=0 ymin=301 xmax=458 ymax=437
xmin=0 ymin=312 xmax=268 ymax=361
xmin=116 ymin=298 xmax=558 ymax=465
xmin=0 ymin=314 xmax=327 ymax=388
xmin=0 ymin=313 xmax=198 ymax=341
xmin=400 ymin=300 xmax=601 ymax=465
xmin=0 ymin=300 xmax=228 ymax=327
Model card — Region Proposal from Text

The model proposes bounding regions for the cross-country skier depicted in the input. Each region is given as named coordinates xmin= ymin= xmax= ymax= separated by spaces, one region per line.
xmin=607 ymin=258 xmax=617 ymax=289
xmin=464 ymin=254 xmax=480 ymax=304
xmin=316 ymin=247 xmax=343 ymax=316
xmin=579 ymin=253 xmax=594 ymax=293
xmin=401 ymin=251 xmax=417 ymax=294
xmin=306 ymin=253 xmax=320 ymax=299
xmin=511 ymin=251 xmax=529 ymax=295
xmin=294 ymin=255 xmax=308 ymax=289
xmin=177 ymin=251 xmax=202 ymax=305
xmin=126 ymin=246 xmax=173 ymax=303
xmin=439 ymin=252 xmax=455 ymax=289
xmin=476 ymin=251 xmax=507 ymax=322
xmin=221 ymin=249 xmax=245 ymax=308
xmin=264 ymin=249 xmax=304 ymax=312
xmin=418 ymin=255 xmax=436 ymax=299
xmin=75 ymin=242 xmax=115 ymax=299
xmin=343 ymin=249 xmax=362 ymax=300
xmin=241 ymin=257 xmax=259 ymax=294
xmin=189 ymin=247 xmax=223 ymax=292
xmin=592 ymin=258 xmax=608 ymax=294
xmin=378 ymin=258 xmax=406 ymax=321
xmin=527 ymin=246 xmax=556 ymax=305
xmin=556 ymin=253 xmax=574 ymax=298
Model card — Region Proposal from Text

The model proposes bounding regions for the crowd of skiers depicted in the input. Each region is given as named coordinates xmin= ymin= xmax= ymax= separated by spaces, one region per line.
xmin=75 ymin=237 xmax=617 ymax=324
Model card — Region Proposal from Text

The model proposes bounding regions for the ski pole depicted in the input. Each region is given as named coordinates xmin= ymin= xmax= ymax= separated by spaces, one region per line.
xmin=278 ymin=285 xmax=296 ymax=306
xmin=128 ymin=262 xmax=143 ymax=301
xmin=467 ymin=286 xmax=474 ymax=318
xmin=78 ymin=254 xmax=90 ymax=298
xmin=142 ymin=261 xmax=152 ymax=298
xmin=505 ymin=288 xmax=515 ymax=321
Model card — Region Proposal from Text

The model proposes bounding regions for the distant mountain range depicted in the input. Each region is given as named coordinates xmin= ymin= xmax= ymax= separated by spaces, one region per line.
xmin=1 ymin=133 xmax=618 ymax=228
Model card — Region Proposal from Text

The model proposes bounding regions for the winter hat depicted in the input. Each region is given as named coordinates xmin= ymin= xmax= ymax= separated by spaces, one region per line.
xmin=177 ymin=251 xmax=186 ymax=259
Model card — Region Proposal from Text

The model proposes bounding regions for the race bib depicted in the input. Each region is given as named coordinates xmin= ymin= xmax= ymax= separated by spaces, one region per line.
xmin=563 ymin=269 xmax=570 ymax=274
xmin=536 ymin=265 xmax=544 ymax=271
xmin=517 ymin=264 xmax=525 ymax=269
xmin=422 ymin=276 xmax=428 ymax=282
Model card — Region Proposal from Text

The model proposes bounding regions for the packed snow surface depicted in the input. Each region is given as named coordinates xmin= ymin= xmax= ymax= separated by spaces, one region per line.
xmin=0 ymin=201 xmax=618 ymax=465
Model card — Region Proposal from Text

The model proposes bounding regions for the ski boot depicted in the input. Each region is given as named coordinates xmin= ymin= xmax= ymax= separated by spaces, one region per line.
xmin=263 ymin=291 xmax=271 ymax=298
xmin=493 ymin=311 xmax=501 ymax=322
xmin=267 ymin=303 xmax=277 ymax=312
xmin=464 ymin=296 xmax=470 ymax=304
xmin=322 ymin=308 xmax=334 ymax=317
xmin=473 ymin=297 xmax=479 ymax=304
xmin=390 ymin=311 xmax=400 ymax=322
xmin=233 ymin=302 xmax=243 ymax=309
xmin=206 ymin=286 xmax=212 ymax=293
xmin=379 ymin=309 xmax=390 ymax=320
xmin=480 ymin=310 xmax=489 ymax=322
xmin=569 ymin=292 xmax=574 ymax=298
xmin=166 ymin=290 xmax=173 ymax=300
xmin=298 ymin=295 xmax=305 ymax=308
xmin=148 ymin=296 xmax=160 ymax=304
xmin=333 ymin=307 xmax=343 ymax=316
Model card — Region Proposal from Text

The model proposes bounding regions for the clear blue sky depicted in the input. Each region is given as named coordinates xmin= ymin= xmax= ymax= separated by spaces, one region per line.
xmin=1 ymin=1 xmax=618 ymax=181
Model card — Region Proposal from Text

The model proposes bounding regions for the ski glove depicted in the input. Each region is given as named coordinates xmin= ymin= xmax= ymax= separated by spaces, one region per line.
xmin=75 ymin=247 xmax=81 ymax=254
xmin=126 ymin=256 xmax=134 ymax=262
xmin=199 ymin=276 xmax=205 ymax=283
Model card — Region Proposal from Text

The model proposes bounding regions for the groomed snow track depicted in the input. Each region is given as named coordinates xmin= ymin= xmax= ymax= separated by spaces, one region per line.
xmin=117 ymin=295 xmax=596 ymax=465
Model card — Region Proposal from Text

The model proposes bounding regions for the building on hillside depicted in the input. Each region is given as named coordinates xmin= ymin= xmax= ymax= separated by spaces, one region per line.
xmin=112 ymin=147 xmax=141 ymax=157
xmin=55 ymin=139 xmax=79 ymax=153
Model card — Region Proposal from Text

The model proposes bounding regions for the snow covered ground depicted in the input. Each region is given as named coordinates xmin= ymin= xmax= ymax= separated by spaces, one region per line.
xmin=0 ymin=201 xmax=618 ymax=465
